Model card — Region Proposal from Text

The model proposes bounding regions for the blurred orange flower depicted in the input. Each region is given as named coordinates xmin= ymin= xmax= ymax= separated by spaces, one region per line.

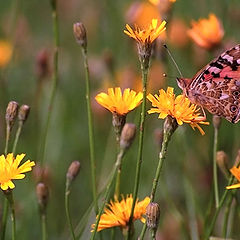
xmin=0 ymin=40 xmax=13 ymax=68
xmin=95 ymin=87 xmax=143 ymax=115
xmin=149 ymin=0 xmax=176 ymax=4
xmin=188 ymin=13 xmax=224 ymax=49
xmin=226 ymin=166 xmax=240 ymax=189
xmin=91 ymin=195 xmax=150 ymax=232
xmin=147 ymin=87 xmax=209 ymax=135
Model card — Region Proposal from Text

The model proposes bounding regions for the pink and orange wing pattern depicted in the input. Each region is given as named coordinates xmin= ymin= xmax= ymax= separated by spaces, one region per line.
xmin=187 ymin=44 xmax=240 ymax=123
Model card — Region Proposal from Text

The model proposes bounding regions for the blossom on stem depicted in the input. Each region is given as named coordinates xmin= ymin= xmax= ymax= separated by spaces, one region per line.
xmin=147 ymin=87 xmax=209 ymax=135
xmin=226 ymin=166 xmax=240 ymax=189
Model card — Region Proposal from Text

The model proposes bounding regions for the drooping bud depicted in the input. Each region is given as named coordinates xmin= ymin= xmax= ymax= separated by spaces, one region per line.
xmin=73 ymin=22 xmax=87 ymax=50
xmin=36 ymin=182 xmax=49 ymax=214
xmin=216 ymin=151 xmax=229 ymax=178
xmin=146 ymin=202 xmax=160 ymax=230
xmin=66 ymin=161 xmax=81 ymax=183
xmin=18 ymin=105 xmax=30 ymax=123
xmin=212 ymin=115 xmax=222 ymax=130
xmin=120 ymin=123 xmax=136 ymax=150
xmin=6 ymin=101 xmax=19 ymax=130
xmin=112 ymin=113 xmax=126 ymax=142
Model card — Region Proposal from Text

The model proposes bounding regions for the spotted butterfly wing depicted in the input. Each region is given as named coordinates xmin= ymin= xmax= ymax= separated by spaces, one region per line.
xmin=177 ymin=44 xmax=240 ymax=123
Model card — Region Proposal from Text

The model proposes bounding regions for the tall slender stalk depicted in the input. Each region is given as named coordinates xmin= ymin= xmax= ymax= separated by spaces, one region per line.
xmin=12 ymin=121 xmax=23 ymax=155
xmin=41 ymin=215 xmax=47 ymax=240
xmin=39 ymin=0 xmax=59 ymax=166
xmin=222 ymin=194 xmax=233 ymax=238
xmin=81 ymin=48 xmax=98 ymax=215
xmin=9 ymin=193 xmax=16 ymax=240
xmin=127 ymin=61 xmax=148 ymax=240
xmin=213 ymin=126 xmax=219 ymax=208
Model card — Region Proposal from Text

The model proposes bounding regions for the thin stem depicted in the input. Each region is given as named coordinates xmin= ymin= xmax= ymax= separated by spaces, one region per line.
xmin=39 ymin=1 xmax=59 ymax=166
xmin=65 ymin=182 xmax=76 ymax=240
xmin=90 ymin=149 xmax=125 ymax=240
xmin=127 ymin=61 xmax=148 ymax=240
xmin=222 ymin=194 xmax=233 ymax=238
xmin=12 ymin=121 xmax=23 ymax=155
xmin=41 ymin=214 xmax=47 ymax=240
xmin=114 ymin=166 xmax=121 ymax=199
xmin=213 ymin=127 xmax=219 ymax=208
xmin=139 ymin=118 xmax=176 ymax=239
xmin=81 ymin=48 xmax=98 ymax=215
xmin=5 ymin=126 xmax=10 ymax=155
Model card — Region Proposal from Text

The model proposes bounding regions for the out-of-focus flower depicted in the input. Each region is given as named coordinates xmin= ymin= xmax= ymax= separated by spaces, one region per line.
xmin=95 ymin=87 xmax=143 ymax=116
xmin=168 ymin=18 xmax=189 ymax=48
xmin=149 ymin=0 xmax=176 ymax=17
xmin=147 ymin=87 xmax=209 ymax=135
xmin=0 ymin=40 xmax=13 ymax=68
xmin=188 ymin=13 xmax=224 ymax=49
xmin=91 ymin=195 xmax=150 ymax=232
xmin=0 ymin=153 xmax=35 ymax=190
xmin=226 ymin=166 xmax=240 ymax=189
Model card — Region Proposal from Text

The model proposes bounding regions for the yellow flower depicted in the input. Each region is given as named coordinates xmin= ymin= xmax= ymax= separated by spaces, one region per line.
xmin=147 ymin=87 xmax=209 ymax=135
xmin=226 ymin=166 xmax=240 ymax=189
xmin=188 ymin=13 xmax=224 ymax=49
xmin=0 ymin=40 xmax=13 ymax=68
xmin=95 ymin=87 xmax=143 ymax=115
xmin=92 ymin=195 xmax=150 ymax=232
xmin=124 ymin=18 xmax=166 ymax=44
xmin=0 ymin=153 xmax=35 ymax=190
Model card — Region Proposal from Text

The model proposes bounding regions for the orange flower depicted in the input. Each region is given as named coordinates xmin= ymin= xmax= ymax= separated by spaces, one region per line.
xmin=91 ymin=195 xmax=150 ymax=232
xmin=95 ymin=87 xmax=143 ymax=115
xmin=226 ymin=166 xmax=240 ymax=189
xmin=147 ymin=87 xmax=209 ymax=135
xmin=188 ymin=13 xmax=224 ymax=49
xmin=149 ymin=0 xmax=176 ymax=5
xmin=0 ymin=40 xmax=13 ymax=68
xmin=124 ymin=18 xmax=166 ymax=44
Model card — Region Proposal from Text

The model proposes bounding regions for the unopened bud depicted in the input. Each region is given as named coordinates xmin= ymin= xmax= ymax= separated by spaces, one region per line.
xmin=234 ymin=149 xmax=240 ymax=166
xmin=213 ymin=115 xmax=222 ymax=130
xmin=146 ymin=202 xmax=160 ymax=230
xmin=36 ymin=182 xmax=49 ymax=214
xmin=66 ymin=161 xmax=81 ymax=183
xmin=18 ymin=105 xmax=30 ymax=123
xmin=6 ymin=101 xmax=19 ymax=130
xmin=73 ymin=22 xmax=87 ymax=50
xmin=216 ymin=151 xmax=229 ymax=178
xmin=120 ymin=123 xmax=136 ymax=150
xmin=112 ymin=113 xmax=126 ymax=142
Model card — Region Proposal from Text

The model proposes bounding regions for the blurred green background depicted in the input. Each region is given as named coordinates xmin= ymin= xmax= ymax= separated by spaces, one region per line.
xmin=1 ymin=0 xmax=240 ymax=239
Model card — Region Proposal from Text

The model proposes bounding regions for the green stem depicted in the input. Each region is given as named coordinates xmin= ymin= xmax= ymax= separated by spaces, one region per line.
xmin=213 ymin=127 xmax=219 ymax=208
xmin=12 ymin=121 xmax=23 ymax=155
xmin=127 ymin=61 xmax=148 ymax=240
xmin=39 ymin=1 xmax=59 ymax=166
xmin=150 ymin=229 xmax=156 ymax=240
xmin=65 ymin=182 xmax=76 ymax=240
xmin=114 ymin=166 xmax=121 ymax=199
xmin=4 ymin=126 xmax=10 ymax=155
xmin=81 ymin=48 xmax=98 ymax=215
xmin=222 ymin=194 xmax=233 ymax=238
xmin=90 ymin=149 xmax=125 ymax=240
xmin=41 ymin=214 xmax=47 ymax=240
xmin=139 ymin=117 xmax=176 ymax=240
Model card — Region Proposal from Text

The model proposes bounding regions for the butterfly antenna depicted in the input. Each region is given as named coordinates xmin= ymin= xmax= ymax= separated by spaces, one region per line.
xmin=163 ymin=44 xmax=183 ymax=78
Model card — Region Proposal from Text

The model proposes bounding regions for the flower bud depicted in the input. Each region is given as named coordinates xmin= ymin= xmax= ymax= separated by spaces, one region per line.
xmin=146 ymin=202 xmax=160 ymax=230
xmin=18 ymin=105 xmax=30 ymax=123
xmin=112 ymin=113 xmax=126 ymax=142
xmin=216 ymin=151 xmax=229 ymax=178
xmin=66 ymin=161 xmax=81 ymax=183
xmin=36 ymin=182 xmax=49 ymax=214
xmin=212 ymin=115 xmax=222 ymax=130
xmin=73 ymin=22 xmax=87 ymax=50
xmin=6 ymin=101 xmax=19 ymax=130
xmin=120 ymin=123 xmax=136 ymax=150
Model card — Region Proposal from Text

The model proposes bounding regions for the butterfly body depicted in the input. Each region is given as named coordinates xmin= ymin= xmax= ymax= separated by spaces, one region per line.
xmin=177 ymin=44 xmax=240 ymax=123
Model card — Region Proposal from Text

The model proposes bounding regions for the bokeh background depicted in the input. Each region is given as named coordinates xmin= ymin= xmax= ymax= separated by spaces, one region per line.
xmin=1 ymin=0 xmax=240 ymax=239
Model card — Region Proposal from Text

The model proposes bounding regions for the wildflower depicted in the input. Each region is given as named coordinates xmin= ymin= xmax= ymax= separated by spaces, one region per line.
xmin=91 ymin=195 xmax=150 ymax=232
xmin=0 ymin=40 xmax=13 ymax=68
xmin=188 ymin=13 xmax=224 ymax=49
xmin=226 ymin=166 xmax=240 ymax=189
xmin=0 ymin=153 xmax=35 ymax=190
xmin=147 ymin=87 xmax=209 ymax=135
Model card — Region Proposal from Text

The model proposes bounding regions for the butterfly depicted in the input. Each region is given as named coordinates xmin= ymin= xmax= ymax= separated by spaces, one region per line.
xmin=177 ymin=44 xmax=240 ymax=123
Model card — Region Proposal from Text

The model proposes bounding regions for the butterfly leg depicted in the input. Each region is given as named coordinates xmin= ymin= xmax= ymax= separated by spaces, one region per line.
xmin=193 ymin=106 xmax=207 ymax=122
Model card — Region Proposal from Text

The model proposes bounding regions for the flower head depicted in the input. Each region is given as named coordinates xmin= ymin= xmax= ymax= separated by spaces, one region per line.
xmin=147 ymin=87 xmax=209 ymax=135
xmin=0 ymin=40 xmax=13 ymax=68
xmin=0 ymin=153 xmax=35 ymax=190
xmin=92 ymin=195 xmax=150 ymax=232
xmin=95 ymin=87 xmax=143 ymax=116
xmin=188 ymin=13 xmax=224 ymax=49
xmin=124 ymin=19 xmax=166 ymax=45
xmin=226 ymin=166 xmax=240 ymax=189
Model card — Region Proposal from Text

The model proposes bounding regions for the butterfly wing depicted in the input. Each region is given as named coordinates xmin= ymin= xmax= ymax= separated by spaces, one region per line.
xmin=186 ymin=44 xmax=240 ymax=123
